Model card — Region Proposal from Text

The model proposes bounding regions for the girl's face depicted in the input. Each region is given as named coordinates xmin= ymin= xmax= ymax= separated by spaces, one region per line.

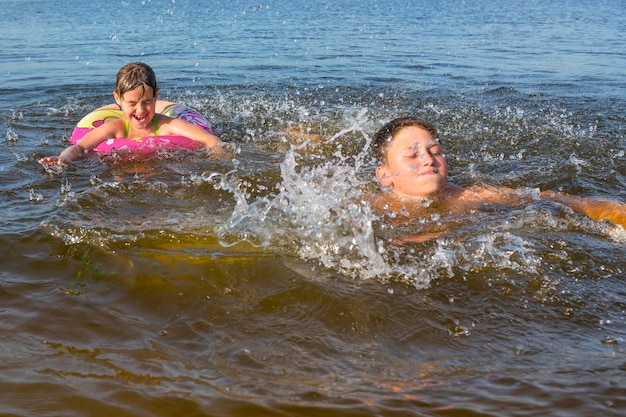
xmin=375 ymin=126 xmax=448 ymax=198
xmin=114 ymin=85 xmax=158 ymax=131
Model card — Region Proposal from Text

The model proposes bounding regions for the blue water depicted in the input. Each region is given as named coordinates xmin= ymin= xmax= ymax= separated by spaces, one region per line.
xmin=1 ymin=0 xmax=625 ymax=416
xmin=5 ymin=0 xmax=625 ymax=92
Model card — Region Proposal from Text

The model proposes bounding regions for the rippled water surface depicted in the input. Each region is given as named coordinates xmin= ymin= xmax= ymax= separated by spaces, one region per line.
xmin=1 ymin=0 xmax=625 ymax=416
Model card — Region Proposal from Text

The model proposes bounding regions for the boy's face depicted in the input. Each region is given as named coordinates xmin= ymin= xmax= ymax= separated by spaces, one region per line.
xmin=114 ymin=85 xmax=158 ymax=131
xmin=375 ymin=126 xmax=448 ymax=198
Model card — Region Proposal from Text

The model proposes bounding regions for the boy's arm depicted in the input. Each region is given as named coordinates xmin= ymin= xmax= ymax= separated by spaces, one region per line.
xmin=539 ymin=191 xmax=626 ymax=228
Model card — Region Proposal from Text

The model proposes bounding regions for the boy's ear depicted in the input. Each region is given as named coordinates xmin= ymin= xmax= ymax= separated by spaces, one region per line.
xmin=376 ymin=165 xmax=393 ymax=187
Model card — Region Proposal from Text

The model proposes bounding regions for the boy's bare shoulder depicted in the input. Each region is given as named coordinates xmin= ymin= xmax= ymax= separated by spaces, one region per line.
xmin=456 ymin=184 xmax=535 ymax=206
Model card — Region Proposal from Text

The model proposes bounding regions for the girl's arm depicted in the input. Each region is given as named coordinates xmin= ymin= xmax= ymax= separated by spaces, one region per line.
xmin=39 ymin=119 xmax=124 ymax=165
xmin=159 ymin=116 xmax=222 ymax=149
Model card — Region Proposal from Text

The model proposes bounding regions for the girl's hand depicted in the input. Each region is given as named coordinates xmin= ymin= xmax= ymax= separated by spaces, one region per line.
xmin=39 ymin=156 xmax=64 ymax=165
xmin=39 ymin=144 xmax=85 ymax=166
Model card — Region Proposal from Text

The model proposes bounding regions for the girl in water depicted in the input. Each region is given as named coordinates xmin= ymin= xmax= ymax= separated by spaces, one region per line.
xmin=39 ymin=62 xmax=223 ymax=165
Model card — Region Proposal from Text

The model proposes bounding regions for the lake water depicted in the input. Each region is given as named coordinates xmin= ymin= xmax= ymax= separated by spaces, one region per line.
xmin=1 ymin=0 xmax=625 ymax=416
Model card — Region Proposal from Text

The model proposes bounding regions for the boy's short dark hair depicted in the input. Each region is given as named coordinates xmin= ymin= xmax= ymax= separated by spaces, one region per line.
xmin=372 ymin=117 xmax=439 ymax=164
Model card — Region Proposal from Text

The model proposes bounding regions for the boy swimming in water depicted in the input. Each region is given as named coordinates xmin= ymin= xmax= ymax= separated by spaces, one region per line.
xmin=372 ymin=116 xmax=626 ymax=228
xmin=39 ymin=62 xmax=223 ymax=165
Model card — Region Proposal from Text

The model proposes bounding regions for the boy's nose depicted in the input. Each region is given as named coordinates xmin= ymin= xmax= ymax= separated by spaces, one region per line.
xmin=420 ymin=152 xmax=435 ymax=165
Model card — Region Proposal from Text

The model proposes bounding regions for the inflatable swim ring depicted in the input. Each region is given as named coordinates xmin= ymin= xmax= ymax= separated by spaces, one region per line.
xmin=69 ymin=104 xmax=214 ymax=154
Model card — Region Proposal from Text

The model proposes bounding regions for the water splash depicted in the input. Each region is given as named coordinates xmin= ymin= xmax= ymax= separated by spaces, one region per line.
xmin=29 ymin=188 xmax=44 ymax=202
xmin=215 ymin=121 xmax=397 ymax=280
xmin=210 ymin=102 xmax=568 ymax=288
xmin=6 ymin=127 xmax=18 ymax=142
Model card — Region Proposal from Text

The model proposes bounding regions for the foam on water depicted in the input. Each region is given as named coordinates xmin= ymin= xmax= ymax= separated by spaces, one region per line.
xmin=28 ymin=88 xmax=625 ymax=293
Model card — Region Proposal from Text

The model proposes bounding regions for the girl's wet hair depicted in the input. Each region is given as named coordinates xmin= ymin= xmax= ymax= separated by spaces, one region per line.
xmin=372 ymin=116 xmax=439 ymax=163
xmin=115 ymin=62 xmax=158 ymax=98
